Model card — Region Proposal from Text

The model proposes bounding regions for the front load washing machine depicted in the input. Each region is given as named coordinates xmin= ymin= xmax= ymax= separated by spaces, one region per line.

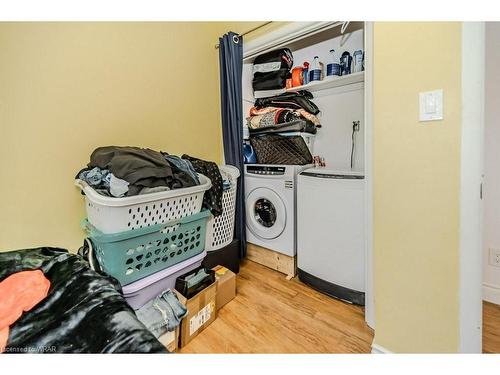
xmin=244 ymin=164 xmax=309 ymax=257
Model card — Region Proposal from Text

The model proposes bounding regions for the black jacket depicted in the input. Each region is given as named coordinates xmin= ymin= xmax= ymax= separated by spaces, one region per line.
xmin=254 ymin=90 xmax=320 ymax=115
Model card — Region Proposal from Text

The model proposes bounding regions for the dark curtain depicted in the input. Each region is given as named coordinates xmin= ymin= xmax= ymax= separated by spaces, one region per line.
xmin=219 ymin=32 xmax=246 ymax=258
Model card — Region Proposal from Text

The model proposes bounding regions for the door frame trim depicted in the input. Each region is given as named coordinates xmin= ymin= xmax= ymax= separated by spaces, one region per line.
xmin=459 ymin=21 xmax=485 ymax=353
xmin=364 ymin=21 xmax=375 ymax=329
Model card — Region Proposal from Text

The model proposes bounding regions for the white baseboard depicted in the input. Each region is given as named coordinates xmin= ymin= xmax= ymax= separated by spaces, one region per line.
xmin=371 ymin=343 xmax=393 ymax=354
xmin=483 ymin=282 xmax=500 ymax=305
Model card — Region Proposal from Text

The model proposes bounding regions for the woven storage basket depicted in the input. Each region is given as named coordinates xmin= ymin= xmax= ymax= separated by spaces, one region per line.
xmin=250 ymin=134 xmax=313 ymax=165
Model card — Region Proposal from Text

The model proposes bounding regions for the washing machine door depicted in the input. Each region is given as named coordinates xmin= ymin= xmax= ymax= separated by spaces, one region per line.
xmin=246 ymin=187 xmax=287 ymax=240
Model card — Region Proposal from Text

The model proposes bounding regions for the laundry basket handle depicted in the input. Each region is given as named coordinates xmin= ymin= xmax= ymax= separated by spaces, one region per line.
xmin=80 ymin=219 xmax=93 ymax=233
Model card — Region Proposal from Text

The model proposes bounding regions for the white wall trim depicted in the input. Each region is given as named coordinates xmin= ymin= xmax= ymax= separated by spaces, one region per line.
xmin=242 ymin=21 xmax=341 ymax=61
xmin=483 ymin=282 xmax=500 ymax=305
xmin=482 ymin=22 xmax=500 ymax=314
xmin=459 ymin=21 xmax=485 ymax=353
xmin=371 ymin=343 xmax=393 ymax=354
xmin=363 ymin=21 xmax=375 ymax=330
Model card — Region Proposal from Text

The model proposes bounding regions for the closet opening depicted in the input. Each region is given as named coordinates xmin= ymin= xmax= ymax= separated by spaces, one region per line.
xmin=240 ymin=21 xmax=374 ymax=330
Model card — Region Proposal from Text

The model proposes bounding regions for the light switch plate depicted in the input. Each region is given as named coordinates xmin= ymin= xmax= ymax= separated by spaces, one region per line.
xmin=489 ymin=248 xmax=500 ymax=268
xmin=419 ymin=89 xmax=443 ymax=122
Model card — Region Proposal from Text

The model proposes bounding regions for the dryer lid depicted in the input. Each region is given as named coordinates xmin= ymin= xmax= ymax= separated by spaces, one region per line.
xmin=300 ymin=167 xmax=365 ymax=179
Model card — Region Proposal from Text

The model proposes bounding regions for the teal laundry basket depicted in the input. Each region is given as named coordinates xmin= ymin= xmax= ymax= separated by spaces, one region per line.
xmin=82 ymin=210 xmax=211 ymax=285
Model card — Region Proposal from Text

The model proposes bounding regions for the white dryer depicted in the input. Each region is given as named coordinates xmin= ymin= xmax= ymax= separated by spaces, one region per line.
xmin=297 ymin=168 xmax=365 ymax=305
xmin=245 ymin=164 xmax=309 ymax=256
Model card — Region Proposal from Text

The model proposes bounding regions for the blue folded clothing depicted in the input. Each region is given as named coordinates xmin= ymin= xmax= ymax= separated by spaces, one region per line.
xmin=135 ymin=289 xmax=187 ymax=338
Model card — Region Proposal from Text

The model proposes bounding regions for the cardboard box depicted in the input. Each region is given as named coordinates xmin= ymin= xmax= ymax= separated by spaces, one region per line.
xmin=174 ymin=281 xmax=217 ymax=348
xmin=213 ymin=265 xmax=236 ymax=311
xmin=158 ymin=326 xmax=179 ymax=353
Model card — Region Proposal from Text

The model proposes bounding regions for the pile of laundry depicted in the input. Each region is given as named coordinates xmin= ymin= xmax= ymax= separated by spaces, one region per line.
xmin=244 ymin=47 xmax=322 ymax=165
xmin=248 ymin=47 xmax=321 ymax=136
xmin=77 ymin=146 xmax=199 ymax=197
xmin=247 ymin=90 xmax=321 ymax=136
xmin=76 ymin=146 xmax=225 ymax=216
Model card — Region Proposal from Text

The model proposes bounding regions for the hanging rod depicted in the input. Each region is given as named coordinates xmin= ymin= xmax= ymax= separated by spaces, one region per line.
xmin=215 ymin=21 xmax=273 ymax=49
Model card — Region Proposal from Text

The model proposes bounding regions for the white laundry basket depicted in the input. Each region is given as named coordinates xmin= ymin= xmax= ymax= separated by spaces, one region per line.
xmin=205 ymin=165 xmax=240 ymax=251
xmin=75 ymin=174 xmax=212 ymax=234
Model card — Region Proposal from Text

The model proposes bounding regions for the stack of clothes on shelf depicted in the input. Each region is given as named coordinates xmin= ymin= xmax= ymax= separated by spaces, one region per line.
xmin=249 ymin=47 xmax=321 ymax=135
xmin=246 ymin=90 xmax=321 ymax=165
xmin=76 ymin=146 xmax=225 ymax=216
xmin=252 ymin=48 xmax=293 ymax=99
xmin=247 ymin=48 xmax=322 ymax=166
xmin=247 ymin=90 xmax=321 ymax=136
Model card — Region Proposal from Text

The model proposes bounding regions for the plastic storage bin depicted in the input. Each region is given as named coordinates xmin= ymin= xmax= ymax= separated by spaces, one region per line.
xmin=75 ymin=174 xmax=212 ymax=234
xmin=83 ymin=210 xmax=211 ymax=285
xmin=122 ymin=250 xmax=206 ymax=310
xmin=205 ymin=165 xmax=240 ymax=251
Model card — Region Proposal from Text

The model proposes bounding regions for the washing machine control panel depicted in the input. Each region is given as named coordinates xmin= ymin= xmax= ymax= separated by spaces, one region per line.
xmin=246 ymin=166 xmax=286 ymax=176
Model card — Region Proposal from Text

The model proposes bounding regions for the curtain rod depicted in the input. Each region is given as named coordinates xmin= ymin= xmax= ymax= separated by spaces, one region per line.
xmin=215 ymin=21 xmax=273 ymax=49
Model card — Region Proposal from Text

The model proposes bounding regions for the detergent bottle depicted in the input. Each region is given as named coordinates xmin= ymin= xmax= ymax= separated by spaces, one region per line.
xmin=309 ymin=56 xmax=322 ymax=82
xmin=327 ymin=49 xmax=341 ymax=77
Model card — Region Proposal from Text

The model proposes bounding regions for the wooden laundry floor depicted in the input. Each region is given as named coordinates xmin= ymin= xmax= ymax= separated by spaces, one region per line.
xmin=180 ymin=259 xmax=374 ymax=353
xmin=483 ymin=301 xmax=500 ymax=353
xmin=180 ymin=259 xmax=500 ymax=353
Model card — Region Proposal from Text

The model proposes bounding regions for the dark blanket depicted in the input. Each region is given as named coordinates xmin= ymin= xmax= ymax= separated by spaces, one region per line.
xmin=87 ymin=146 xmax=197 ymax=196
xmin=0 ymin=247 xmax=166 ymax=353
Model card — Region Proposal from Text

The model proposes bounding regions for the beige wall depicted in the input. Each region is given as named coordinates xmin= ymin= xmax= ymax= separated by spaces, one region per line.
xmin=0 ymin=22 xmax=251 ymax=252
xmin=1 ymin=21 xmax=467 ymax=352
xmin=373 ymin=22 xmax=462 ymax=352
